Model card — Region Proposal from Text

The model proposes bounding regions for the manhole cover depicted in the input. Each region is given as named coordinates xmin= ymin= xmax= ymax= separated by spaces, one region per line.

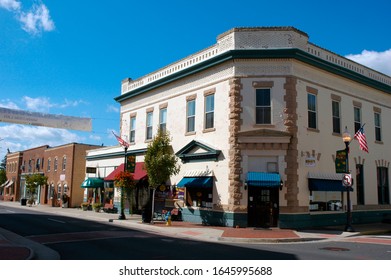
xmin=320 ymin=247 xmax=350 ymax=251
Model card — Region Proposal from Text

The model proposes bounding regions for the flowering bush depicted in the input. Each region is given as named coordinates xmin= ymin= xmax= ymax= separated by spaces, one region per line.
xmin=114 ymin=171 xmax=135 ymax=189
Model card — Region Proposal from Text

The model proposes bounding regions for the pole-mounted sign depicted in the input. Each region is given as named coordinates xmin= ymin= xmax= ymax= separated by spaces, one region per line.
xmin=342 ymin=173 xmax=353 ymax=187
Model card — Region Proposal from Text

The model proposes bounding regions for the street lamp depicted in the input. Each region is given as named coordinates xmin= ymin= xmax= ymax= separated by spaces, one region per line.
xmin=118 ymin=146 xmax=128 ymax=220
xmin=342 ymin=127 xmax=354 ymax=232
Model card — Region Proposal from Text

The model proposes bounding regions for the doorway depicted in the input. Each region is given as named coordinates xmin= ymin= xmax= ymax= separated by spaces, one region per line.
xmin=247 ymin=187 xmax=279 ymax=228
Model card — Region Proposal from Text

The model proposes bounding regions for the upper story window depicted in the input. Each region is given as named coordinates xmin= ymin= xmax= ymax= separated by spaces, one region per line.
xmin=332 ymin=100 xmax=341 ymax=134
xmin=307 ymin=93 xmax=317 ymax=129
xmin=54 ymin=157 xmax=58 ymax=171
xmin=146 ymin=111 xmax=153 ymax=140
xmin=62 ymin=156 xmax=67 ymax=171
xmin=186 ymin=99 xmax=196 ymax=133
xmin=159 ymin=107 xmax=167 ymax=133
xmin=255 ymin=88 xmax=271 ymax=124
xmin=130 ymin=116 xmax=136 ymax=143
xmin=374 ymin=111 xmax=382 ymax=142
xmin=354 ymin=105 xmax=362 ymax=133
xmin=204 ymin=94 xmax=214 ymax=129
xmin=36 ymin=158 xmax=41 ymax=171
xmin=47 ymin=158 xmax=51 ymax=172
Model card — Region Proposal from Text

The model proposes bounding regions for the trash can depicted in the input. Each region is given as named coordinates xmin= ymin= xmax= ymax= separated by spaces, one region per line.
xmin=21 ymin=198 xmax=27 ymax=206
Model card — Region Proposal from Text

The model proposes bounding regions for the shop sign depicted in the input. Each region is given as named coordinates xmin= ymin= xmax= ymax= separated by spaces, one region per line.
xmin=305 ymin=156 xmax=316 ymax=167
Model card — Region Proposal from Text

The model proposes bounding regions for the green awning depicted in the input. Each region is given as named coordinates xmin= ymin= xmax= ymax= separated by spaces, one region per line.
xmin=177 ymin=177 xmax=213 ymax=188
xmin=81 ymin=178 xmax=104 ymax=188
xmin=246 ymin=172 xmax=281 ymax=187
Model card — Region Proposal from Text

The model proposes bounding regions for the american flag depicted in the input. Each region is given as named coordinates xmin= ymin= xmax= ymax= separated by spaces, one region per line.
xmin=112 ymin=131 xmax=130 ymax=148
xmin=354 ymin=126 xmax=368 ymax=153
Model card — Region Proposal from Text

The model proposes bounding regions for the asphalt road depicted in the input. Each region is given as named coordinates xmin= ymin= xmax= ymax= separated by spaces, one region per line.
xmin=1 ymin=205 xmax=390 ymax=260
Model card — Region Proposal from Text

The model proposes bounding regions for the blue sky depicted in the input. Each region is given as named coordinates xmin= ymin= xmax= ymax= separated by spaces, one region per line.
xmin=1 ymin=0 xmax=391 ymax=160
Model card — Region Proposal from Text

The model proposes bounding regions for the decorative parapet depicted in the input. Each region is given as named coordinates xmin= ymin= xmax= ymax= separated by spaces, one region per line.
xmin=120 ymin=27 xmax=391 ymax=97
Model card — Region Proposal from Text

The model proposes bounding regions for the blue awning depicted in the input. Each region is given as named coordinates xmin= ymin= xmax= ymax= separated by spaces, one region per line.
xmin=81 ymin=178 xmax=104 ymax=188
xmin=246 ymin=172 xmax=281 ymax=188
xmin=177 ymin=177 xmax=213 ymax=188
xmin=309 ymin=179 xmax=352 ymax=192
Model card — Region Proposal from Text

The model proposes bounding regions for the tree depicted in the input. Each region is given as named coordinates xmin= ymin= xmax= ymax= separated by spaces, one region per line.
xmin=144 ymin=129 xmax=180 ymax=222
xmin=0 ymin=155 xmax=7 ymax=187
xmin=25 ymin=173 xmax=48 ymax=204
xmin=0 ymin=169 xmax=6 ymax=187
xmin=114 ymin=171 xmax=136 ymax=215
xmin=0 ymin=154 xmax=6 ymax=170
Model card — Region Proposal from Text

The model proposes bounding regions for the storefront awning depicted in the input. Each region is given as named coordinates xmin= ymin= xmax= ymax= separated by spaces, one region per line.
xmin=177 ymin=177 xmax=213 ymax=188
xmin=81 ymin=178 xmax=104 ymax=188
xmin=104 ymin=162 xmax=147 ymax=181
xmin=246 ymin=172 xmax=281 ymax=187
xmin=4 ymin=180 xmax=14 ymax=188
xmin=309 ymin=179 xmax=351 ymax=192
xmin=0 ymin=180 xmax=9 ymax=188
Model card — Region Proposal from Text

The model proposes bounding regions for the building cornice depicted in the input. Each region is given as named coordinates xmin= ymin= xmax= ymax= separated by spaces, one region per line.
xmin=115 ymin=48 xmax=391 ymax=103
xmin=85 ymin=148 xmax=147 ymax=161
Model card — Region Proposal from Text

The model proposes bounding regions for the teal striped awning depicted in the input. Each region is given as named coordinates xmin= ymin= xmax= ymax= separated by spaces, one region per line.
xmin=177 ymin=177 xmax=213 ymax=188
xmin=246 ymin=172 xmax=281 ymax=188
xmin=81 ymin=178 xmax=104 ymax=188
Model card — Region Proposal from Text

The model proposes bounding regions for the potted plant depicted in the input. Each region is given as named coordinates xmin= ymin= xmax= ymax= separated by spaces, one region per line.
xmin=81 ymin=202 xmax=89 ymax=211
xmin=92 ymin=202 xmax=102 ymax=212
xmin=27 ymin=196 xmax=35 ymax=207
xmin=61 ymin=193 xmax=69 ymax=208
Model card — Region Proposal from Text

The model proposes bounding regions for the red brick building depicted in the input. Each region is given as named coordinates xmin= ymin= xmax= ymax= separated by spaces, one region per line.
xmin=19 ymin=145 xmax=48 ymax=203
xmin=3 ymin=151 xmax=23 ymax=201
xmin=44 ymin=143 xmax=102 ymax=208
xmin=3 ymin=143 xmax=102 ymax=208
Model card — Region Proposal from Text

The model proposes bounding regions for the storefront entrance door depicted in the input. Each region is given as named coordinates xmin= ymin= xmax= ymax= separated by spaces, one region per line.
xmin=247 ymin=187 xmax=279 ymax=228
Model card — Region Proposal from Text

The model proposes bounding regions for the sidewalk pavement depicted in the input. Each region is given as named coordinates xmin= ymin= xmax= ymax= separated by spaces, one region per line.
xmin=1 ymin=200 xmax=391 ymax=260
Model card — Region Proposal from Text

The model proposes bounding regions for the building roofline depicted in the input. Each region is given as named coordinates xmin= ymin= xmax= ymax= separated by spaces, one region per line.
xmin=115 ymin=48 xmax=391 ymax=103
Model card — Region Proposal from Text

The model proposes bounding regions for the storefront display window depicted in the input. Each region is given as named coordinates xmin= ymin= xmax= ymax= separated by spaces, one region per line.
xmin=186 ymin=187 xmax=213 ymax=208
xmin=309 ymin=191 xmax=342 ymax=211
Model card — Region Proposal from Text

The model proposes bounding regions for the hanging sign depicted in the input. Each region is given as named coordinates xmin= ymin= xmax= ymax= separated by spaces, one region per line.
xmin=335 ymin=149 xmax=347 ymax=173
xmin=126 ymin=155 xmax=136 ymax=173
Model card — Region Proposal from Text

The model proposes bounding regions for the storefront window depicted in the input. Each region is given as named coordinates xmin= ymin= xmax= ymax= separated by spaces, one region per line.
xmin=309 ymin=191 xmax=342 ymax=211
xmin=186 ymin=187 xmax=213 ymax=208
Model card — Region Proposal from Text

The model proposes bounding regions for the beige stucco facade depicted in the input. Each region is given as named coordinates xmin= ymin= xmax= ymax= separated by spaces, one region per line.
xmin=115 ymin=27 xmax=391 ymax=228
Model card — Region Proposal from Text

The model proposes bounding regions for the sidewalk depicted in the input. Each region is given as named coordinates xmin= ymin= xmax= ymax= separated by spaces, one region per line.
xmin=1 ymin=201 xmax=391 ymax=260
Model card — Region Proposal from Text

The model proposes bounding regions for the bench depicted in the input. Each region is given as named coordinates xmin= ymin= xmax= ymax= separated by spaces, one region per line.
xmin=103 ymin=203 xmax=118 ymax=214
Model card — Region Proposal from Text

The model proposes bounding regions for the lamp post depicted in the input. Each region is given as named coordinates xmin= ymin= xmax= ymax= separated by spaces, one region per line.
xmin=118 ymin=146 xmax=128 ymax=220
xmin=342 ymin=127 xmax=354 ymax=232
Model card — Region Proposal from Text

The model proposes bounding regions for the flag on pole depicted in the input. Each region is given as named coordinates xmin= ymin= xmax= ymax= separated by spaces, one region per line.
xmin=112 ymin=131 xmax=130 ymax=148
xmin=354 ymin=126 xmax=368 ymax=153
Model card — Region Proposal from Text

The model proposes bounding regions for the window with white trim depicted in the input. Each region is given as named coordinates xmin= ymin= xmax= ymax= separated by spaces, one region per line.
xmin=159 ymin=108 xmax=167 ymax=133
xmin=307 ymin=93 xmax=317 ymax=129
xmin=204 ymin=94 xmax=214 ymax=129
xmin=130 ymin=116 xmax=136 ymax=143
xmin=146 ymin=111 xmax=153 ymax=140
xmin=255 ymin=88 xmax=271 ymax=124
xmin=186 ymin=99 xmax=195 ymax=133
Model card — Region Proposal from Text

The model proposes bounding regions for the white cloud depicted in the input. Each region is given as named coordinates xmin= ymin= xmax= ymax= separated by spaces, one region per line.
xmin=0 ymin=1 xmax=55 ymax=35
xmin=0 ymin=0 xmax=21 ymax=11
xmin=0 ymin=124 xmax=82 ymax=159
xmin=21 ymin=96 xmax=88 ymax=112
xmin=0 ymin=99 xmax=19 ymax=109
xmin=346 ymin=49 xmax=391 ymax=76
xmin=22 ymin=96 xmax=52 ymax=112
xmin=106 ymin=105 xmax=119 ymax=113
xmin=19 ymin=3 xmax=55 ymax=35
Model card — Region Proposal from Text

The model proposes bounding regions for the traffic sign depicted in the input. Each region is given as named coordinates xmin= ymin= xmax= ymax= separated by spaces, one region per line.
xmin=342 ymin=173 xmax=353 ymax=187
